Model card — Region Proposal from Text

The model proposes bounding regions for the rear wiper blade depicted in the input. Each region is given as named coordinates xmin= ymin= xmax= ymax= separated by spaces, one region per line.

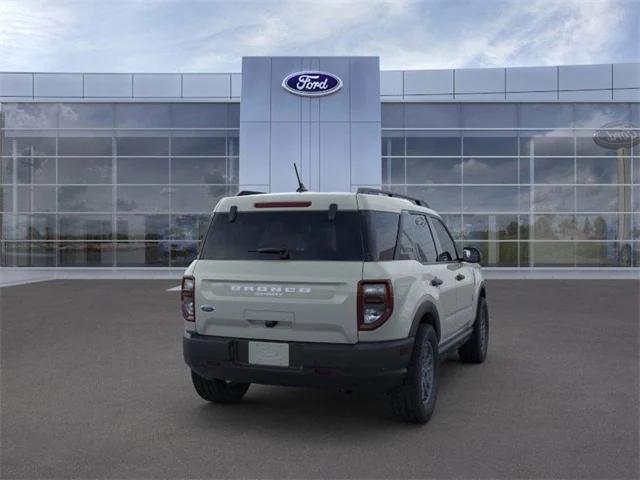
xmin=248 ymin=247 xmax=290 ymax=259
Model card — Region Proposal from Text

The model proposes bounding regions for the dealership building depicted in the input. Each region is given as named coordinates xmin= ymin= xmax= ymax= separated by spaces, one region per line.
xmin=0 ymin=57 xmax=639 ymax=271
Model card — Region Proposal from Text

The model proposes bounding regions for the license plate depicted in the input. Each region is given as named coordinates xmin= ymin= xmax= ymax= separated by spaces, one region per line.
xmin=248 ymin=341 xmax=289 ymax=367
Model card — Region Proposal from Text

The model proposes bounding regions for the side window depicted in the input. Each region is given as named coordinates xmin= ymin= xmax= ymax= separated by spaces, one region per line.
xmin=395 ymin=212 xmax=438 ymax=263
xmin=431 ymin=217 xmax=458 ymax=262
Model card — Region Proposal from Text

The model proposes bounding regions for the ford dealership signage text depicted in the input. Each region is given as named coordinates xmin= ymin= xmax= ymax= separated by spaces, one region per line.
xmin=593 ymin=122 xmax=640 ymax=149
xmin=282 ymin=71 xmax=343 ymax=96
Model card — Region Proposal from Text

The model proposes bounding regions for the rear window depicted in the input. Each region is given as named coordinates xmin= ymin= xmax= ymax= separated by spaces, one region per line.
xmin=200 ymin=209 xmax=402 ymax=262
xmin=200 ymin=210 xmax=364 ymax=261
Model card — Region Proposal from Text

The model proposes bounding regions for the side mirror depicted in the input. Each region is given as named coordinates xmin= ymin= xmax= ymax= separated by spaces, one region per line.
xmin=462 ymin=247 xmax=481 ymax=264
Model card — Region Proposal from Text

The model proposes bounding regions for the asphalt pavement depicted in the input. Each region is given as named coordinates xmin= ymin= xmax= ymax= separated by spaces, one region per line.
xmin=1 ymin=279 xmax=638 ymax=479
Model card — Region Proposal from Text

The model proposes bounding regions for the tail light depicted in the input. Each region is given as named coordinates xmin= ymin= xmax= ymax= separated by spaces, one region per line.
xmin=357 ymin=280 xmax=393 ymax=330
xmin=181 ymin=276 xmax=195 ymax=322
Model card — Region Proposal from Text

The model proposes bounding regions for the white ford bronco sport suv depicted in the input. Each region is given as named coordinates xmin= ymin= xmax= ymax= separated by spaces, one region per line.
xmin=182 ymin=188 xmax=488 ymax=424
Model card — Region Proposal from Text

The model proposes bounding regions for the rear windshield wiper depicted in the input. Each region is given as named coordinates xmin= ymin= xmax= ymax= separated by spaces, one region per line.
xmin=248 ymin=247 xmax=290 ymax=259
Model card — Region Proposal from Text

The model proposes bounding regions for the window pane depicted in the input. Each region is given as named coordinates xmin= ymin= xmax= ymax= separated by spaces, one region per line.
xmin=533 ymin=215 xmax=576 ymax=240
xmin=116 ymin=137 xmax=168 ymax=156
xmin=117 ymin=186 xmax=170 ymax=212
xmin=576 ymin=242 xmax=632 ymax=267
xmin=381 ymin=132 xmax=404 ymax=156
xmin=2 ymin=104 xmax=58 ymax=128
xmin=575 ymin=214 xmax=630 ymax=241
xmin=116 ymin=215 xmax=169 ymax=240
xmin=462 ymin=214 xmax=519 ymax=240
xmin=519 ymin=134 xmax=574 ymax=156
xmin=519 ymin=104 xmax=573 ymax=129
xmin=462 ymin=241 xmax=518 ymax=267
xmin=2 ymin=136 xmax=56 ymax=156
xmin=577 ymin=157 xmax=629 ymax=184
xmin=171 ymin=136 xmax=226 ymax=156
xmin=13 ymin=186 xmax=56 ymax=212
xmin=171 ymin=185 xmax=227 ymax=213
xmin=170 ymin=104 xmax=228 ymax=128
xmin=576 ymin=135 xmax=626 ymax=156
xmin=200 ymin=211 xmax=363 ymax=261
xmin=2 ymin=242 xmax=57 ymax=267
xmin=170 ymin=214 xmax=210 ymax=240
xmin=462 ymin=158 xmax=518 ymax=184
xmin=410 ymin=213 xmax=438 ymax=262
xmin=59 ymin=158 xmax=112 ymax=184
xmin=404 ymin=104 xmax=460 ymax=128
xmin=576 ymin=185 xmax=626 ymax=212
xmin=441 ymin=214 xmax=462 ymax=240
xmin=463 ymin=137 xmax=517 ymax=156
xmin=58 ymin=137 xmax=113 ymax=156
xmin=114 ymin=104 xmax=170 ymax=128
xmin=463 ymin=186 xmax=519 ymax=212
xmin=406 ymin=186 xmax=461 ymax=213
xmin=431 ymin=217 xmax=458 ymax=260
xmin=58 ymin=104 xmax=114 ymax=128
xmin=13 ymin=157 xmax=56 ymax=184
xmin=533 ymin=186 xmax=574 ymax=212
xmin=406 ymin=158 xmax=461 ymax=184
xmin=117 ymin=158 xmax=169 ymax=184
xmin=381 ymin=103 xmax=403 ymax=128
xmin=58 ymin=242 xmax=114 ymax=267
xmin=170 ymin=241 xmax=199 ymax=267
xmin=58 ymin=186 xmax=112 ymax=212
xmin=59 ymin=214 xmax=112 ymax=240
xmin=116 ymin=242 xmax=170 ymax=267
xmin=532 ymin=242 xmax=575 ymax=267
xmin=381 ymin=157 xmax=404 ymax=184
xmin=171 ymin=158 xmax=228 ymax=184
xmin=574 ymin=104 xmax=631 ymax=128
xmin=360 ymin=211 xmax=400 ymax=261
xmin=461 ymin=104 xmax=517 ymax=128
xmin=406 ymin=134 xmax=461 ymax=156
xmin=1 ymin=214 xmax=56 ymax=240
xmin=534 ymin=158 xmax=574 ymax=184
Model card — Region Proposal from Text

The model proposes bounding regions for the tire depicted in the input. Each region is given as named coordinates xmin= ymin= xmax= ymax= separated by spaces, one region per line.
xmin=190 ymin=370 xmax=250 ymax=403
xmin=389 ymin=324 xmax=439 ymax=424
xmin=458 ymin=296 xmax=489 ymax=364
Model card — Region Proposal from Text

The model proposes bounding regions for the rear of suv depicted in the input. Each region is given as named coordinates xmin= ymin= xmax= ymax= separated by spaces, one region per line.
xmin=182 ymin=189 xmax=488 ymax=424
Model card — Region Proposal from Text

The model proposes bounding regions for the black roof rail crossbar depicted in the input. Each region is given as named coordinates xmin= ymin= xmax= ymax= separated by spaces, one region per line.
xmin=237 ymin=190 xmax=265 ymax=196
xmin=356 ymin=187 xmax=430 ymax=208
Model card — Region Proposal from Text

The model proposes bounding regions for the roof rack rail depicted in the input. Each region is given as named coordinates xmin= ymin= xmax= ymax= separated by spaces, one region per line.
xmin=356 ymin=187 xmax=430 ymax=208
xmin=237 ymin=190 xmax=265 ymax=196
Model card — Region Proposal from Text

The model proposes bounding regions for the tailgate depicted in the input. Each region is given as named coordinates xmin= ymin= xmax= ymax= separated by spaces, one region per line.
xmin=194 ymin=260 xmax=362 ymax=344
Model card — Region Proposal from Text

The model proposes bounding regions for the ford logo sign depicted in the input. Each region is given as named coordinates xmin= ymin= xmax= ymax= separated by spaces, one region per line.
xmin=282 ymin=71 xmax=342 ymax=97
xmin=593 ymin=122 xmax=640 ymax=149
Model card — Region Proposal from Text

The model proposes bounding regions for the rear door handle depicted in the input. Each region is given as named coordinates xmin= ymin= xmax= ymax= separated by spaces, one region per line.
xmin=455 ymin=273 xmax=466 ymax=281
xmin=431 ymin=277 xmax=443 ymax=287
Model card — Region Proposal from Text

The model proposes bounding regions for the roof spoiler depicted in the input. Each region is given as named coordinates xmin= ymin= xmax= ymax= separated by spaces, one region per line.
xmin=237 ymin=190 xmax=265 ymax=196
xmin=356 ymin=187 xmax=429 ymax=208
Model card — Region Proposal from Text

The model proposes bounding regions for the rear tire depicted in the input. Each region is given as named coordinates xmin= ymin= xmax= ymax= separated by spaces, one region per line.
xmin=190 ymin=371 xmax=250 ymax=403
xmin=458 ymin=296 xmax=489 ymax=364
xmin=389 ymin=324 xmax=439 ymax=424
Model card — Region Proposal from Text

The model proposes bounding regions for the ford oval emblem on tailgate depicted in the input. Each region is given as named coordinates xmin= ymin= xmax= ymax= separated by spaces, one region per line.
xmin=200 ymin=305 xmax=215 ymax=312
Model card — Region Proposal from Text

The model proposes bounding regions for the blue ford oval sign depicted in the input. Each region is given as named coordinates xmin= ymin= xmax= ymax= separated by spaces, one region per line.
xmin=282 ymin=71 xmax=342 ymax=97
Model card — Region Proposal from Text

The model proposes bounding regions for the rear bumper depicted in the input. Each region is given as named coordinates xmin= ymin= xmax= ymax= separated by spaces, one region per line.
xmin=183 ymin=332 xmax=414 ymax=392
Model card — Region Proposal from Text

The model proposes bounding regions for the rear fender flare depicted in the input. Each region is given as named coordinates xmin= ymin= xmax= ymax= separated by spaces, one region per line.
xmin=408 ymin=300 xmax=441 ymax=341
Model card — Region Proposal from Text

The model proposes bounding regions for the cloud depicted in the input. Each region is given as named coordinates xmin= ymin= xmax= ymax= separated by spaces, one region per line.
xmin=0 ymin=0 xmax=636 ymax=72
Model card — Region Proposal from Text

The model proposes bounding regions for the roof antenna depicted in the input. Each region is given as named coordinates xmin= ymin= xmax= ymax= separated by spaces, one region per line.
xmin=293 ymin=163 xmax=307 ymax=192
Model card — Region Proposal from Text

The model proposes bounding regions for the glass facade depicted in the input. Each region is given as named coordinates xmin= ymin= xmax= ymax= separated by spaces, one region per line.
xmin=382 ymin=103 xmax=640 ymax=268
xmin=0 ymin=103 xmax=239 ymax=267
xmin=1 ymin=100 xmax=638 ymax=268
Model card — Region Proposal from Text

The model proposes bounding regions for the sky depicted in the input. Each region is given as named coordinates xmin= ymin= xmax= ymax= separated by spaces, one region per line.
xmin=0 ymin=0 xmax=638 ymax=73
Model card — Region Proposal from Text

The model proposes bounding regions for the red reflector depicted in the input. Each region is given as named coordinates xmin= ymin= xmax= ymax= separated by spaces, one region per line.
xmin=254 ymin=201 xmax=312 ymax=208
